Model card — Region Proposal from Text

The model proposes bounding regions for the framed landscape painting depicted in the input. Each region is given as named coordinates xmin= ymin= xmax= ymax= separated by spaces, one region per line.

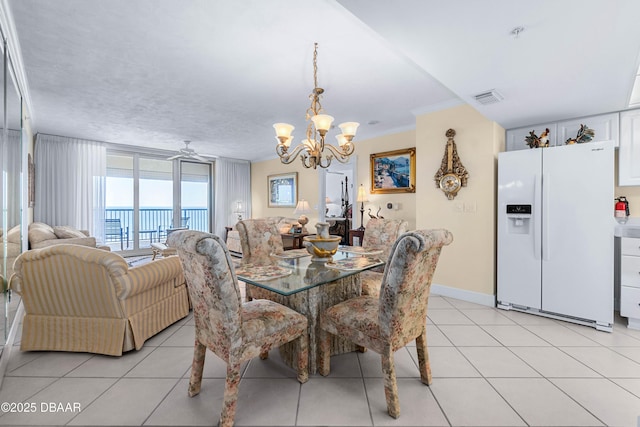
xmin=370 ymin=147 xmax=416 ymax=194
xmin=268 ymin=172 xmax=298 ymax=207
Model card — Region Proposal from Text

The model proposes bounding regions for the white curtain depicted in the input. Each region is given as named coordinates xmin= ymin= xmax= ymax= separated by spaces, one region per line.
xmin=214 ymin=157 xmax=251 ymax=238
xmin=34 ymin=134 xmax=106 ymax=240
xmin=3 ymin=129 xmax=21 ymax=227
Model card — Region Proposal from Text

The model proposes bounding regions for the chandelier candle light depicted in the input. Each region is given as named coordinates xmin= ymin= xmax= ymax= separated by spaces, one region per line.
xmin=273 ymin=43 xmax=359 ymax=169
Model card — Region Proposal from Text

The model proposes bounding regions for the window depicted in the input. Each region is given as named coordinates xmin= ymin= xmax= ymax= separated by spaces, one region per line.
xmin=105 ymin=151 xmax=213 ymax=252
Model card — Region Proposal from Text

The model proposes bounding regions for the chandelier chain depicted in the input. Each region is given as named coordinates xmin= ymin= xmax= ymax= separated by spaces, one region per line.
xmin=313 ymin=42 xmax=319 ymax=90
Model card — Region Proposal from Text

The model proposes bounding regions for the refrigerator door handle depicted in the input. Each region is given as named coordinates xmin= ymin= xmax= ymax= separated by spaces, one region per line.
xmin=542 ymin=173 xmax=550 ymax=261
xmin=534 ymin=173 xmax=542 ymax=260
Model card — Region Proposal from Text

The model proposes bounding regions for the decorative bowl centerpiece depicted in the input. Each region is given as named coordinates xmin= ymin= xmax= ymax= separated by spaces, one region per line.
xmin=303 ymin=222 xmax=341 ymax=263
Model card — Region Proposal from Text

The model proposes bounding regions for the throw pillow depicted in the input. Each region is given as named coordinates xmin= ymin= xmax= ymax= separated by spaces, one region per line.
xmin=6 ymin=225 xmax=20 ymax=243
xmin=28 ymin=223 xmax=57 ymax=243
xmin=53 ymin=226 xmax=86 ymax=239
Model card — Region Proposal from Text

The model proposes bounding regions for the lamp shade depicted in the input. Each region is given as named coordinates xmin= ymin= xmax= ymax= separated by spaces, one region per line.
xmin=357 ymin=184 xmax=368 ymax=203
xmin=233 ymin=201 xmax=244 ymax=214
xmin=293 ymin=199 xmax=312 ymax=215
xmin=335 ymin=134 xmax=348 ymax=147
xmin=311 ymin=114 xmax=334 ymax=132
xmin=338 ymin=122 xmax=360 ymax=137
xmin=273 ymin=123 xmax=295 ymax=139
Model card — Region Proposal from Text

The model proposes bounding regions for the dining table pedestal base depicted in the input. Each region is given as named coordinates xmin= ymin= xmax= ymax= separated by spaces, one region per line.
xmin=249 ymin=274 xmax=361 ymax=374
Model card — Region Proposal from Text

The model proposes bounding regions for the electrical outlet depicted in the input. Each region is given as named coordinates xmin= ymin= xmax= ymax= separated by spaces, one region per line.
xmin=454 ymin=202 xmax=464 ymax=213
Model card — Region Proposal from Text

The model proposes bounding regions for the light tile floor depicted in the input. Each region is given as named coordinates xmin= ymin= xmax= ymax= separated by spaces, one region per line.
xmin=2 ymin=295 xmax=640 ymax=426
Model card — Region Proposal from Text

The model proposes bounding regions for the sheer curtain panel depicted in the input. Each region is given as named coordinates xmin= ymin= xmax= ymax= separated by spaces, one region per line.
xmin=34 ymin=134 xmax=106 ymax=241
xmin=214 ymin=158 xmax=251 ymax=238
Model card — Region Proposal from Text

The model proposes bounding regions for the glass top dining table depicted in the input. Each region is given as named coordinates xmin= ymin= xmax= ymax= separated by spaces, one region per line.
xmin=234 ymin=247 xmax=384 ymax=296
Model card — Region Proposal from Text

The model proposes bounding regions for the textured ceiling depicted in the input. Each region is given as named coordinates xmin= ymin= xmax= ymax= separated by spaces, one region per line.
xmin=8 ymin=0 xmax=640 ymax=162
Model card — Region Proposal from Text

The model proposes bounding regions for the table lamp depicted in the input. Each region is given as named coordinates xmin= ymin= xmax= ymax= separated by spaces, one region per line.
xmin=233 ymin=201 xmax=244 ymax=221
xmin=293 ymin=199 xmax=312 ymax=233
xmin=357 ymin=185 xmax=368 ymax=231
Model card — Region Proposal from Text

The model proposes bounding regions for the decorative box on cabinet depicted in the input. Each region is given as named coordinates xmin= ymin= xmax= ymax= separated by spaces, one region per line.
xmin=505 ymin=123 xmax=557 ymax=151
xmin=619 ymin=109 xmax=640 ymax=186
xmin=557 ymin=112 xmax=619 ymax=147
xmin=620 ymin=236 xmax=640 ymax=330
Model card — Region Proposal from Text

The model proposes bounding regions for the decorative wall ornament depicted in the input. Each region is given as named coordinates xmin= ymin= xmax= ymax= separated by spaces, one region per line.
xmin=565 ymin=124 xmax=595 ymax=144
xmin=525 ymin=128 xmax=550 ymax=148
xmin=434 ymin=129 xmax=468 ymax=200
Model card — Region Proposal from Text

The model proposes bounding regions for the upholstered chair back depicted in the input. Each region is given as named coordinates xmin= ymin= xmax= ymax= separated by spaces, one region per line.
xmin=379 ymin=229 xmax=453 ymax=348
xmin=168 ymin=229 xmax=309 ymax=427
xmin=168 ymin=230 xmax=242 ymax=360
xmin=362 ymin=218 xmax=409 ymax=261
xmin=236 ymin=218 xmax=284 ymax=265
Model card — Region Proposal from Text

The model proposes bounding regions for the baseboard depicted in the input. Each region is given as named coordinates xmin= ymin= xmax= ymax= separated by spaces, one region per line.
xmin=430 ymin=283 xmax=496 ymax=307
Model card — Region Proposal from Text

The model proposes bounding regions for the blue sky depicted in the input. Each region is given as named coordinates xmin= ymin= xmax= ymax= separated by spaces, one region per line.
xmin=106 ymin=178 xmax=208 ymax=208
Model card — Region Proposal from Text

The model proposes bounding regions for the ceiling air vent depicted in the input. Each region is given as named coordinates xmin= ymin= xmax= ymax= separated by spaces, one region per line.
xmin=474 ymin=90 xmax=504 ymax=105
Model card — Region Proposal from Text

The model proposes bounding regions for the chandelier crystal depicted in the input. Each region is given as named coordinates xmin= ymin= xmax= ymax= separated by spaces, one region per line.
xmin=274 ymin=43 xmax=359 ymax=169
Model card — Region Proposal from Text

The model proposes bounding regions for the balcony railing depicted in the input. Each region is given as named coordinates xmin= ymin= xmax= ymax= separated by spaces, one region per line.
xmin=105 ymin=208 xmax=209 ymax=248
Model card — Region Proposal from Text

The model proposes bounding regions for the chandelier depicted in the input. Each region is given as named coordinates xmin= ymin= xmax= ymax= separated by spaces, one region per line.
xmin=273 ymin=43 xmax=359 ymax=169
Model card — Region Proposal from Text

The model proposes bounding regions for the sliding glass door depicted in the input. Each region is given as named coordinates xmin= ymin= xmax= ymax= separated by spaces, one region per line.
xmin=139 ymin=157 xmax=174 ymax=248
xmin=105 ymin=152 xmax=213 ymax=253
xmin=180 ymin=161 xmax=211 ymax=234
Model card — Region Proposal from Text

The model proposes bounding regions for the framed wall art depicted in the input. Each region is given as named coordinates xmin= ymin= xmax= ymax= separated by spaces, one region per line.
xmin=268 ymin=172 xmax=298 ymax=207
xmin=370 ymin=147 xmax=416 ymax=194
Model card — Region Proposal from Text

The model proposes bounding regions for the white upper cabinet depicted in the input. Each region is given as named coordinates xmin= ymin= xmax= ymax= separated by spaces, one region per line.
xmin=557 ymin=113 xmax=619 ymax=147
xmin=506 ymin=123 xmax=557 ymax=152
xmin=619 ymin=109 xmax=640 ymax=186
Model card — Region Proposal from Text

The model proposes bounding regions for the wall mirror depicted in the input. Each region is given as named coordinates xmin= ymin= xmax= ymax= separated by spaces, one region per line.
xmin=1 ymin=41 xmax=23 ymax=359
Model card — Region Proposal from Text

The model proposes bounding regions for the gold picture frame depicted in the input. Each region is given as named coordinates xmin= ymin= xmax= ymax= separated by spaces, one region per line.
xmin=268 ymin=172 xmax=298 ymax=208
xmin=370 ymin=147 xmax=416 ymax=194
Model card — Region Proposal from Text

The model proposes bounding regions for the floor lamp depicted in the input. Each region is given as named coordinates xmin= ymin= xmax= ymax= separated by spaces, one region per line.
xmin=357 ymin=185 xmax=367 ymax=231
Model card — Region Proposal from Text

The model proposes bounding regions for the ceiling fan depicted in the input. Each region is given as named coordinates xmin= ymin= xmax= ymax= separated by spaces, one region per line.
xmin=167 ymin=140 xmax=208 ymax=162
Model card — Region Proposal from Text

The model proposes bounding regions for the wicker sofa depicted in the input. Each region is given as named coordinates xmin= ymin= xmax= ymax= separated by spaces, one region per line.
xmin=11 ymin=244 xmax=190 ymax=356
xmin=225 ymin=216 xmax=299 ymax=255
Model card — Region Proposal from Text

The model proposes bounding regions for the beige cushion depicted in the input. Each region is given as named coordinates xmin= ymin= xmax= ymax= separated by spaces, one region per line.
xmin=31 ymin=236 xmax=97 ymax=249
xmin=6 ymin=225 xmax=21 ymax=244
xmin=28 ymin=222 xmax=57 ymax=244
xmin=53 ymin=225 xmax=86 ymax=239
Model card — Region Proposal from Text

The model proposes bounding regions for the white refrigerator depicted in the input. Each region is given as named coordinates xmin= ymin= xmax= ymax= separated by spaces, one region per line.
xmin=497 ymin=140 xmax=615 ymax=331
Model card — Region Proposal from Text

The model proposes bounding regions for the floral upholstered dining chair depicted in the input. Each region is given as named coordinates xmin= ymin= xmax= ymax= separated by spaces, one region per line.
xmin=167 ymin=230 xmax=309 ymax=427
xmin=318 ymin=229 xmax=453 ymax=419
xmin=235 ymin=218 xmax=285 ymax=301
xmin=359 ymin=218 xmax=409 ymax=297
